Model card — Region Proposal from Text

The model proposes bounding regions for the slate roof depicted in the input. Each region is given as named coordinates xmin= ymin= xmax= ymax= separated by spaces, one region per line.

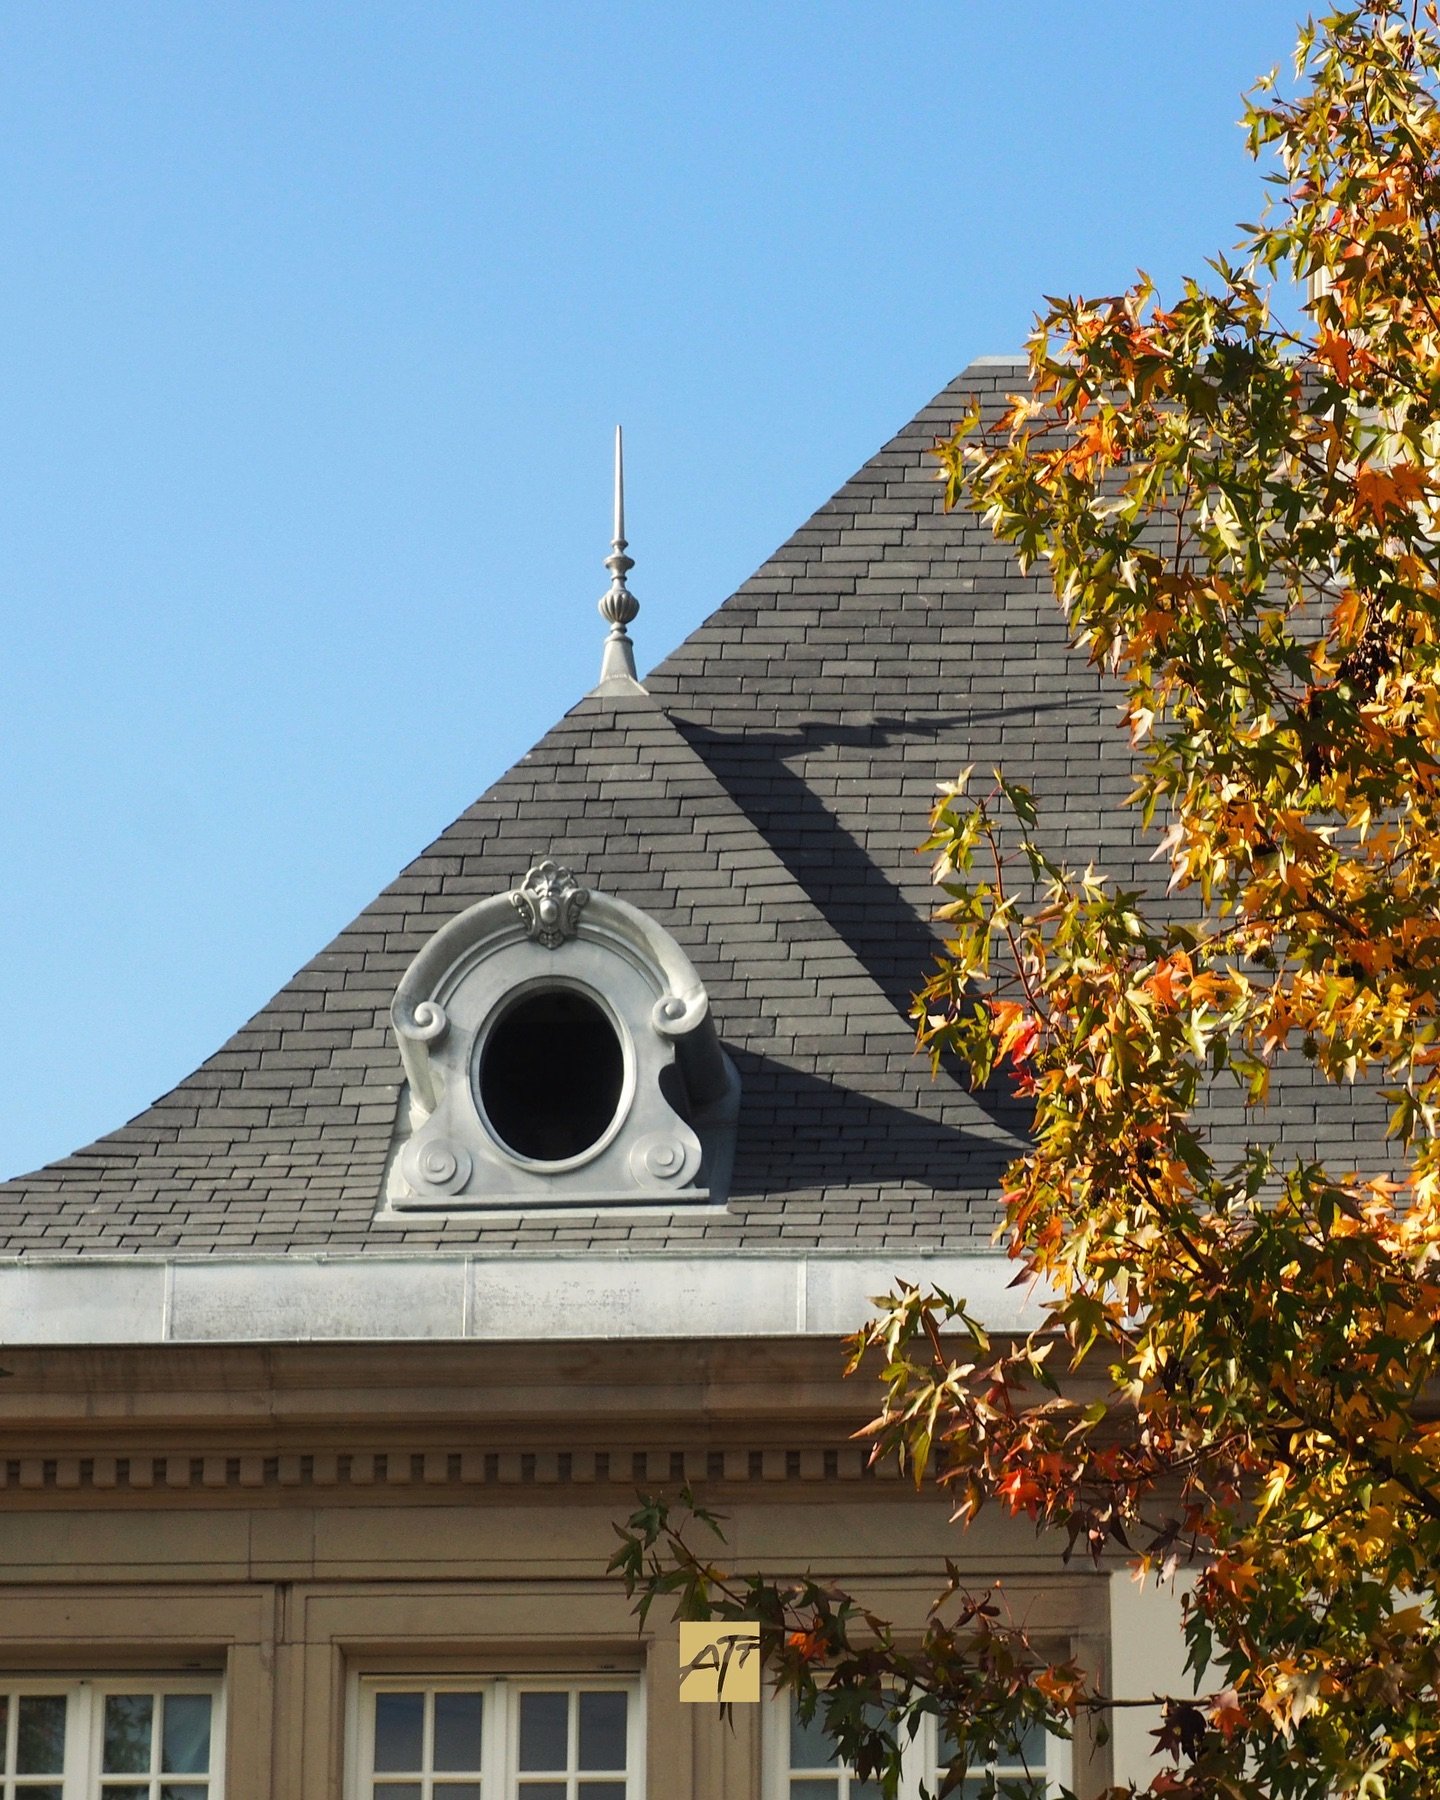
xmin=0 ymin=359 xmax=1393 ymax=1255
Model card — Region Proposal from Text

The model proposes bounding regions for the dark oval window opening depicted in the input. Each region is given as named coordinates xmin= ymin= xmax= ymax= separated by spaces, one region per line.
xmin=479 ymin=987 xmax=625 ymax=1162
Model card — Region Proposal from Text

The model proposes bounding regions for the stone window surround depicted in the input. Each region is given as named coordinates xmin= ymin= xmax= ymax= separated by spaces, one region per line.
xmin=386 ymin=864 xmax=740 ymax=1213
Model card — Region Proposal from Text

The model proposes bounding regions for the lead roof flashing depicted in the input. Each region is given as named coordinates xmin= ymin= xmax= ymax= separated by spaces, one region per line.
xmin=589 ymin=670 xmax=649 ymax=701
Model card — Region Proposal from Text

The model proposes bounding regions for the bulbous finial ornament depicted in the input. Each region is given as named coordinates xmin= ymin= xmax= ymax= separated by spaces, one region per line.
xmin=598 ymin=425 xmax=640 ymax=681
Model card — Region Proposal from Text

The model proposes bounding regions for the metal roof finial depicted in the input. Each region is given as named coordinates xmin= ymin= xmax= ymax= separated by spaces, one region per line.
xmin=598 ymin=425 xmax=640 ymax=683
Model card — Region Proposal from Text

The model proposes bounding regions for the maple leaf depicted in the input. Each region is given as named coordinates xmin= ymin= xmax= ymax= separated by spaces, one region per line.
xmin=1317 ymin=326 xmax=1355 ymax=383
xmin=1033 ymin=1665 xmax=1084 ymax=1713
xmin=1154 ymin=1700 xmax=1208 ymax=1761
xmin=1353 ymin=460 xmax=1429 ymax=523
xmin=988 ymin=1000 xmax=1041 ymax=1068
xmin=1207 ymin=1688 xmax=1248 ymax=1738
xmin=1145 ymin=952 xmax=1192 ymax=1010
xmin=1262 ymin=1663 xmax=1323 ymax=1737
xmin=995 ymin=1469 xmax=1044 ymax=1517
xmin=1331 ymin=588 xmax=1365 ymax=644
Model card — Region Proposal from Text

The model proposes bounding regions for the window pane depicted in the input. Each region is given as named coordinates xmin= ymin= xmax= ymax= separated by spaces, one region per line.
xmin=16 ymin=1695 xmax=66 ymax=1774
xmin=373 ymin=1787 xmax=423 ymax=1800
xmin=104 ymin=1694 xmax=155 ymax=1774
xmin=518 ymin=1692 xmax=568 ymax=1771
xmin=373 ymin=1692 xmax=425 ymax=1773
xmin=517 ymin=1787 xmax=566 ymax=1800
xmin=162 ymin=1694 xmax=212 ymax=1775
xmin=19 ymin=1788 xmax=63 ymax=1800
xmin=940 ymin=1717 xmax=1049 ymax=1773
xmin=997 ymin=1718 xmax=1049 ymax=1769
xmin=433 ymin=1690 xmax=484 ymax=1771
xmin=853 ymin=1785 xmax=883 ymax=1800
xmin=433 ymin=1787 xmax=481 ymax=1800
xmin=790 ymin=1784 xmax=839 ymax=1800
xmin=578 ymin=1785 xmax=626 ymax=1800
xmin=577 ymin=1692 xmax=627 ymax=1771
xmin=943 ymin=1770 xmax=1040 ymax=1799
xmin=790 ymin=1706 xmax=840 ymax=1769
xmin=160 ymin=1787 xmax=209 ymax=1800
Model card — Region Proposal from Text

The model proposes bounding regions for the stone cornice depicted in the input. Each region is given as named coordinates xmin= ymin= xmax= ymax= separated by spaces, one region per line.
xmin=0 ymin=1440 xmax=913 ymax=1503
xmin=0 ymin=1251 xmax=1048 ymax=1346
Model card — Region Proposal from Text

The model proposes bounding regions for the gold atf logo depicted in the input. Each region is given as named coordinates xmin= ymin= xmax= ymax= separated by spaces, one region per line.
xmin=678 ymin=1621 xmax=761 ymax=1703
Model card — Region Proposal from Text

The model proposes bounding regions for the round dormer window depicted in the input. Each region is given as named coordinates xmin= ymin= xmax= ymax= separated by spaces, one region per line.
xmin=476 ymin=984 xmax=627 ymax=1165
xmin=388 ymin=863 xmax=738 ymax=1209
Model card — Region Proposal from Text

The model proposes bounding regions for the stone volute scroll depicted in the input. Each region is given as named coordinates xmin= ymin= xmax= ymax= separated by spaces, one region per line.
xmin=383 ymin=863 xmax=740 ymax=1211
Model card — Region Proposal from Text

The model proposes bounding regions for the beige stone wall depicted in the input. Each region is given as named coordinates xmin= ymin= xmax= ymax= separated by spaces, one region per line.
xmin=0 ymin=1339 xmax=1119 ymax=1799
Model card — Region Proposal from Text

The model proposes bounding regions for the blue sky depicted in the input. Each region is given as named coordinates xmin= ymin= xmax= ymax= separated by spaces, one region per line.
xmin=1 ymin=1 xmax=1308 ymax=1179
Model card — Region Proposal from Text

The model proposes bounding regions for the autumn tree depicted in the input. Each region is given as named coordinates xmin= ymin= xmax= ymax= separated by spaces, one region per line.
xmin=613 ymin=5 xmax=1440 ymax=1797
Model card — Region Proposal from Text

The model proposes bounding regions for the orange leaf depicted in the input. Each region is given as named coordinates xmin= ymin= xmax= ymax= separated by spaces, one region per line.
xmin=1331 ymin=588 xmax=1364 ymax=644
xmin=1316 ymin=328 xmax=1353 ymax=384
xmin=1034 ymin=1666 xmax=1084 ymax=1713
xmin=1208 ymin=1688 xmax=1248 ymax=1739
xmin=1353 ymin=461 xmax=1429 ymax=524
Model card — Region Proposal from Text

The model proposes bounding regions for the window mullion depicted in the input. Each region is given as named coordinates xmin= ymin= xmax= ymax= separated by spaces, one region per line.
xmin=899 ymin=1715 xmax=927 ymax=1800
xmin=71 ymin=1680 xmax=94 ymax=1800
xmin=211 ymin=1677 xmax=227 ymax=1800
xmin=626 ymin=1677 xmax=642 ymax=1800
xmin=1046 ymin=1723 xmax=1070 ymax=1795
xmin=422 ymin=1687 xmax=435 ymax=1800
xmin=487 ymin=1678 xmax=507 ymax=1800
xmin=150 ymin=1682 xmax=162 ymax=1800
xmin=71 ymin=1677 xmax=94 ymax=1800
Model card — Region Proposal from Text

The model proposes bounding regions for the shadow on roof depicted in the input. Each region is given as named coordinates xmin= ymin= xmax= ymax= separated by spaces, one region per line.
xmin=672 ymin=711 xmax=1060 ymax=1136
xmin=725 ymin=1048 xmax=1026 ymax=1201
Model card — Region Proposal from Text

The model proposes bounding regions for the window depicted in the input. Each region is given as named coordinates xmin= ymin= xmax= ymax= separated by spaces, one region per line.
xmin=478 ymin=987 xmax=626 ymax=1164
xmin=933 ymin=1717 xmax=1058 ymax=1799
xmin=0 ymin=1678 xmax=222 ymax=1800
xmin=385 ymin=862 xmax=739 ymax=1211
xmin=766 ymin=1696 xmax=1068 ymax=1800
xmin=353 ymin=1679 xmax=640 ymax=1800
xmin=782 ymin=1699 xmax=883 ymax=1799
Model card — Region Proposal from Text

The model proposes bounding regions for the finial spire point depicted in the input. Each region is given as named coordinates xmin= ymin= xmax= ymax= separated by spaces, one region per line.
xmin=598 ymin=424 xmax=640 ymax=684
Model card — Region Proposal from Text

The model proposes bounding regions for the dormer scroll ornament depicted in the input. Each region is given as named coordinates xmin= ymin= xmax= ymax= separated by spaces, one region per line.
xmin=509 ymin=860 xmax=589 ymax=949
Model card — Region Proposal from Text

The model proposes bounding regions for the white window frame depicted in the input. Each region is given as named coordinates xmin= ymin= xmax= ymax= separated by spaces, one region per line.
xmin=0 ymin=1674 xmax=224 ymax=1800
xmin=763 ymin=1690 xmax=1070 ymax=1800
xmin=927 ymin=1711 xmax=1069 ymax=1798
xmin=349 ymin=1674 xmax=644 ymax=1800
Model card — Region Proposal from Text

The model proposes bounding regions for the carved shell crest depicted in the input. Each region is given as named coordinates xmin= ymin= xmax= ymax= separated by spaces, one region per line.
xmin=509 ymin=860 xmax=589 ymax=949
